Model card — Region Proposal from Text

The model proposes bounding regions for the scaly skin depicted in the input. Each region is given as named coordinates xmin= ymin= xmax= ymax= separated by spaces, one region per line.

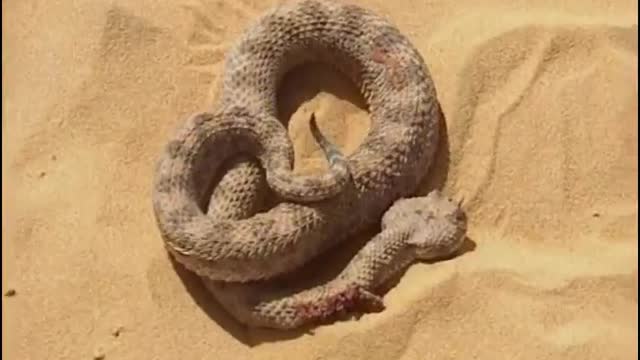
xmin=205 ymin=191 xmax=467 ymax=329
xmin=152 ymin=0 xmax=442 ymax=291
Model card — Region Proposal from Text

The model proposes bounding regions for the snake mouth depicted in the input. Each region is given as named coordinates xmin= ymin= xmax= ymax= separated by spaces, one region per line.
xmin=419 ymin=234 xmax=468 ymax=262
xmin=414 ymin=214 xmax=468 ymax=261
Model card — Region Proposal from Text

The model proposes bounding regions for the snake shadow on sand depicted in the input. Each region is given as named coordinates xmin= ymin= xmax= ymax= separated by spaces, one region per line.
xmin=169 ymin=62 xmax=477 ymax=345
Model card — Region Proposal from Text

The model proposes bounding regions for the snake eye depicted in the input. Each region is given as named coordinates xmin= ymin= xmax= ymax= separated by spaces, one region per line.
xmin=415 ymin=209 xmax=423 ymax=215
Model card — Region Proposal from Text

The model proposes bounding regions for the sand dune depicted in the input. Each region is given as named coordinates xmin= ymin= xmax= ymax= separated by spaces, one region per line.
xmin=3 ymin=0 xmax=637 ymax=359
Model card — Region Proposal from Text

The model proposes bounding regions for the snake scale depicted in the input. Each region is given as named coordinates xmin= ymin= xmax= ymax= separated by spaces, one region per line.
xmin=152 ymin=0 xmax=468 ymax=329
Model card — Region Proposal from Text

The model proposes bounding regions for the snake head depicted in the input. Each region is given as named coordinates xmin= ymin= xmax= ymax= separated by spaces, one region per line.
xmin=382 ymin=190 xmax=468 ymax=260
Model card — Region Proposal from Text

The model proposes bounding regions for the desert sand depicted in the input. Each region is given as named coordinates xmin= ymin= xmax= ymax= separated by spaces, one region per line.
xmin=2 ymin=0 xmax=638 ymax=359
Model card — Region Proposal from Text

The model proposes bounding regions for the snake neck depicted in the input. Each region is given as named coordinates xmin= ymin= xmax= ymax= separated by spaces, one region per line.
xmin=337 ymin=226 xmax=416 ymax=288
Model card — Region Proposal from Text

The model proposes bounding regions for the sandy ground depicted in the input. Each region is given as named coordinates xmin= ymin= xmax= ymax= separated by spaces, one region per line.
xmin=2 ymin=0 xmax=638 ymax=359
